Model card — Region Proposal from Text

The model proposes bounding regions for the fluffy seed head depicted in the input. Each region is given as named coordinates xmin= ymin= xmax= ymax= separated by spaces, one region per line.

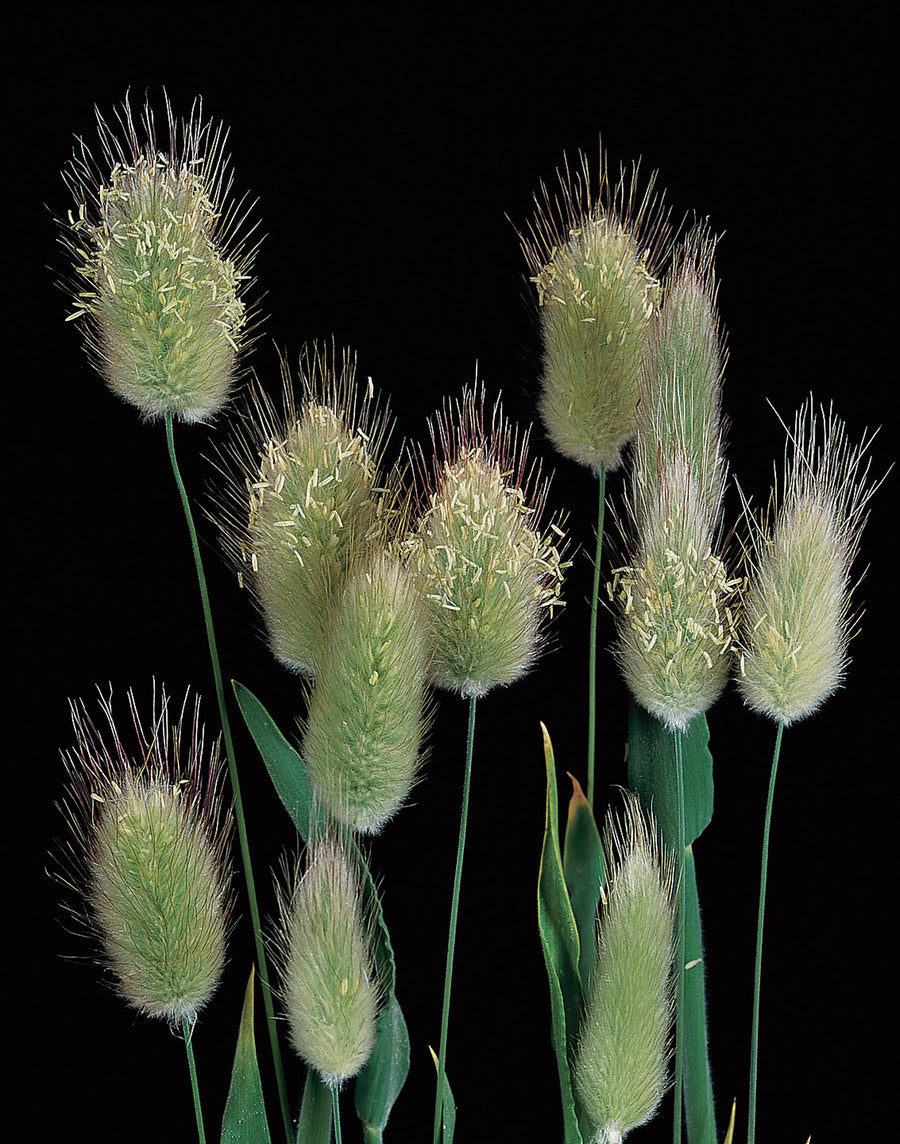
xmin=301 ymin=551 xmax=432 ymax=833
xmin=56 ymin=687 xmax=232 ymax=1027
xmin=611 ymin=230 xmax=738 ymax=732
xmin=211 ymin=343 xmax=396 ymax=676
xmin=60 ymin=92 xmax=257 ymax=422
xmin=274 ymin=836 xmax=382 ymax=1088
xmin=405 ymin=387 xmax=568 ymax=698
xmin=736 ymin=400 xmax=881 ymax=725
xmin=520 ymin=149 xmax=673 ymax=473
xmin=573 ymin=792 xmax=676 ymax=1143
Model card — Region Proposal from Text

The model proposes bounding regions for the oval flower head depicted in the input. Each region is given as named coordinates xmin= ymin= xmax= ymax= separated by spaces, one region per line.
xmin=56 ymin=687 xmax=232 ymax=1028
xmin=406 ymin=387 xmax=568 ymax=698
xmin=737 ymin=399 xmax=881 ymax=725
xmin=573 ymin=791 xmax=677 ymax=1144
xmin=274 ymin=835 xmax=382 ymax=1089
xmin=610 ymin=230 xmax=739 ymax=732
xmin=301 ymin=550 xmax=433 ymax=834
xmin=61 ymin=92 xmax=256 ymax=422
xmin=212 ymin=343 xmax=395 ymax=676
xmin=520 ymin=148 xmax=672 ymax=473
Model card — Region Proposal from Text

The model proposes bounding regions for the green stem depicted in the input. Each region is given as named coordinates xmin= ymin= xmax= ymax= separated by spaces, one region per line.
xmin=182 ymin=1014 xmax=206 ymax=1144
xmin=332 ymin=1085 xmax=342 ymax=1144
xmin=432 ymin=694 xmax=478 ymax=1144
xmin=586 ymin=467 xmax=607 ymax=810
xmin=165 ymin=414 xmax=293 ymax=1144
xmin=747 ymin=721 xmax=784 ymax=1144
xmin=673 ymin=727 xmax=686 ymax=1144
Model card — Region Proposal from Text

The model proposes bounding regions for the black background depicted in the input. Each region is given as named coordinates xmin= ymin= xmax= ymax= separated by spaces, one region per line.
xmin=15 ymin=6 xmax=894 ymax=1143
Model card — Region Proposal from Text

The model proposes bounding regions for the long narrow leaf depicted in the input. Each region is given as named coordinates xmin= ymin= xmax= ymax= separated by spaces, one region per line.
xmin=355 ymin=993 xmax=410 ymax=1143
xmin=220 ymin=968 xmax=272 ymax=1144
xmin=562 ymin=774 xmax=605 ymax=995
xmin=428 ymin=1046 xmax=456 ymax=1144
xmin=627 ymin=699 xmax=716 ymax=1142
xmin=626 ymin=700 xmax=714 ymax=846
xmin=353 ymin=803 xmax=410 ymax=1137
xmin=683 ymin=845 xmax=716 ymax=1142
xmin=537 ymin=724 xmax=585 ymax=1144
xmin=296 ymin=1070 xmax=332 ymax=1144
xmin=233 ymin=680 xmax=322 ymax=841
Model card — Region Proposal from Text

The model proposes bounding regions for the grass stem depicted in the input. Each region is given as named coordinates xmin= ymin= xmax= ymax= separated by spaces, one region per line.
xmin=673 ymin=727 xmax=686 ymax=1144
xmin=748 ymin=721 xmax=784 ymax=1144
xmin=587 ymin=468 xmax=607 ymax=810
xmin=182 ymin=1015 xmax=206 ymax=1144
xmin=432 ymin=694 xmax=478 ymax=1144
xmin=165 ymin=413 xmax=293 ymax=1144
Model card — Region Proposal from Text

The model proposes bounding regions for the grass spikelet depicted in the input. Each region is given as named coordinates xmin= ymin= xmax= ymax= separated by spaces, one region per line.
xmin=736 ymin=399 xmax=881 ymax=724
xmin=611 ymin=229 xmax=738 ymax=731
xmin=520 ymin=148 xmax=673 ymax=473
xmin=211 ymin=342 xmax=396 ymax=676
xmin=274 ymin=835 xmax=382 ymax=1089
xmin=573 ymin=791 xmax=677 ymax=1143
xmin=56 ymin=687 xmax=232 ymax=1027
xmin=301 ymin=550 xmax=433 ymax=833
xmin=405 ymin=386 xmax=568 ymax=698
xmin=60 ymin=91 xmax=257 ymax=422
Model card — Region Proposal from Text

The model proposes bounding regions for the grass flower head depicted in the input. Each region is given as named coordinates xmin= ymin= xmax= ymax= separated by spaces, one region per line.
xmin=57 ymin=687 xmax=232 ymax=1028
xmin=573 ymin=791 xmax=677 ymax=1143
xmin=212 ymin=343 xmax=395 ymax=676
xmin=61 ymin=92 xmax=256 ymax=422
xmin=301 ymin=550 xmax=433 ymax=833
xmin=274 ymin=835 xmax=382 ymax=1088
xmin=520 ymin=149 xmax=672 ymax=473
xmin=736 ymin=399 xmax=881 ymax=725
xmin=611 ymin=229 xmax=738 ymax=732
xmin=406 ymin=387 xmax=568 ymax=698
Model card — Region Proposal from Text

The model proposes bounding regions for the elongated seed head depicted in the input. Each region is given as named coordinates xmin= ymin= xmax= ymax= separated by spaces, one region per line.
xmin=573 ymin=792 xmax=676 ymax=1143
xmin=211 ymin=343 xmax=396 ymax=675
xmin=56 ymin=688 xmax=232 ymax=1027
xmin=61 ymin=92 xmax=256 ymax=422
xmin=405 ymin=387 xmax=568 ymax=697
xmin=301 ymin=551 xmax=432 ymax=832
xmin=611 ymin=230 xmax=738 ymax=731
xmin=736 ymin=400 xmax=880 ymax=724
xmin=274 ymin=837 xmax=382 ymax=1088
xmin=520 ymin=149 xmax=672 ymax=473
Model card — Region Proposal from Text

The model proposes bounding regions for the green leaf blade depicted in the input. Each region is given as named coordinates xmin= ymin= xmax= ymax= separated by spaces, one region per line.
xmin=232 ymin=680 xmax=323 ymax=841
xmin=537 ymin=724 xmax=585 ymax=1144
xmin=220 ymin=968 xmax=272 ymax=1144
xmin=562 ymin=773 xmax=606 ymax=995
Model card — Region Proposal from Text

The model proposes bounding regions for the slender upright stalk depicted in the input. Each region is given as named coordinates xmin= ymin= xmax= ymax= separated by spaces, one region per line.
xmin=433 ymin=695 xmax=478 ymax=1144
xmin=672 ymin=727 xmax=686 ymax=1144
xmin=586 ymin=468 xmax=607 ymax=810
xmin=182 ymin=1015 xmax=207 ymax=1144
xmin=748 ymin=721 xmax=785 ymax=1144
xmin=165 ymin=414 xmax=292 ymax=1144
xmin=331 ymin=1086 xmax=343 ymax=1144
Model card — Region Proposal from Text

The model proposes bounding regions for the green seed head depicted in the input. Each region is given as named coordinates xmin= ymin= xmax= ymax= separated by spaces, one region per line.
xmin=611 ymin=228 xmax=737 ymax=731
xmin=301 ymin=552 xmax=432 ymax=833
xmin=610 ymin=516 xmax=741 ymax=733
xmin=61 ymin=93 xmax=256 ymax=422
xmin=275 ymin=837 xmax=382 ymax=1088
xmin=213 ymin=343 xmax=395 ymax=676
xmin=521 ymin=150 xmax=670 ymax=473
xmin=737 ymin=400 xmax=881 ymax=725
xmin=573 ymin=792 xmax=676 ymax=1143
xmin=57 ymin=688 xmax=232 ymax=1027
xmin=406 ymin=388 xmax=568 ymax=698
xmin=635 ymin=226 xmax=726 ymax=530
